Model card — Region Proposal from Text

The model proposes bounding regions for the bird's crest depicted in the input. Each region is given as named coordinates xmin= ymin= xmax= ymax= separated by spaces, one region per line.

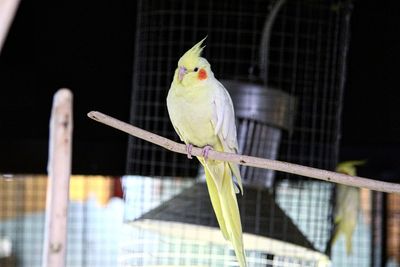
xmin=336 ymin=160 xmax=366 ymax=176
xmin=178 ymin=37 xmax=207 ymax=67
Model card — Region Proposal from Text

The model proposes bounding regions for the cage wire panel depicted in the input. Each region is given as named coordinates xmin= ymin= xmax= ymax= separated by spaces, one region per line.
xmin=0 ymin=175 xmax=125 ymax=267
xmin=127 ymin=0 xmax=351 ymax=264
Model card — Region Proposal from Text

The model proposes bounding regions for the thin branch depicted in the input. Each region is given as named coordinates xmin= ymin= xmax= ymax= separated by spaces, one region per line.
xmin=87 ymin=111 xmax=400 ymax=194
xmin=0 ymin=0 xmax=20 ymax=53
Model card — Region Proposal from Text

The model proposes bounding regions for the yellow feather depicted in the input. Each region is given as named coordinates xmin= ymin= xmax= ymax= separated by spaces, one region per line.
xmin=199 ymin=157 xmax=247 ymax=267
xmin=219 ymin=163 xmax=247 ymax=267
xmin=199 ymin=157 xmax=229 ymax=240
xmin=178 ymin=36 xmax=207 ymax=68
xmin=336 ymin=160 xmax=366 ymax=176
xmin=329 ymin=160 xmax=366 ymax=255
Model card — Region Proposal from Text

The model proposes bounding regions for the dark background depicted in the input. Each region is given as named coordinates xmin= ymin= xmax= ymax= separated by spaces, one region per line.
xmin=0 ymin=0 xmax=399 ymax=181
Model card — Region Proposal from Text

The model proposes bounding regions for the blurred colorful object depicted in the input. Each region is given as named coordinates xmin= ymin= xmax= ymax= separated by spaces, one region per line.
xmin=0 ymin=175 xmax=120 ymax=220
xmin=387 ymin=193 xmax=400 ymax=263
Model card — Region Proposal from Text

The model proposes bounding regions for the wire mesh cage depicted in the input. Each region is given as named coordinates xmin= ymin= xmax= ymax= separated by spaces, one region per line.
xmin=0 ymin=175 xmax=125 ymax=267
xmin=126 ymin=0 xmax=352 ymax=261
xmin=127 ymin=0 xmax=349 ymax=176
xmin=121 ymin=177 xmax=330 ymax=266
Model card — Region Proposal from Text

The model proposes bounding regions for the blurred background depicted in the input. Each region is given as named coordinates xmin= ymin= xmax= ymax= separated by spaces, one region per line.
xmin=0 ymin=0 xmax=399 ymax=266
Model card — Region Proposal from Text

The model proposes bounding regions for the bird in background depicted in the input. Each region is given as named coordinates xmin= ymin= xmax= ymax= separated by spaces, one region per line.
xmin=327 ymin=160 xmax=366 ymax=256
xmin=166 ymin=37 xmax=247 ymax=267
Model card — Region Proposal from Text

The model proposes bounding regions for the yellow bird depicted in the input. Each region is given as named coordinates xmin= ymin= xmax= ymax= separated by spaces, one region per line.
xmin=329 ymin=160 xmax=366 ymax=255
xmin=166 ymin=38 xmax=247 ymax=267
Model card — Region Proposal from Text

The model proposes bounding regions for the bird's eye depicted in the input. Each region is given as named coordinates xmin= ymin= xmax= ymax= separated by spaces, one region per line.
xmin=193 ymin=67 xmax=199 ymax=72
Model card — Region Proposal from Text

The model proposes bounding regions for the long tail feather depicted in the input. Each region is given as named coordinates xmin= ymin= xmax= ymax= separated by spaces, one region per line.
xmin=220 ymin=164 xmax=247 ymax=267
xmin=200 ymin=158 xmax=247 ymax=267
xmin=203 ymin=166 xmax=229 ymax=239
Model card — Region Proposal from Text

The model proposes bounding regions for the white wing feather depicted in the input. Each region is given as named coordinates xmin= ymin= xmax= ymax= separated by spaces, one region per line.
xmin=211 ymin=81 xmax=243 ymax=193
xmin=212 ymin=82 xmax=238 ymax=150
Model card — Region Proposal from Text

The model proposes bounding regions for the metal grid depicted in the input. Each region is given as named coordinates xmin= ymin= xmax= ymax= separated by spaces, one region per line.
xmin=127 ymin=0 xmax=351 ymax=256
xmin=2 ymin=177 xmax=399 ymax=266
xmin=0 ymin=175 xmax=124 ymax=267
xmin=121 ymin=177 xmax=330 ymax=267
xmin=127 ymin=0 xmax=349 ymax=175
xmin=0 ymin=175 xmax=46 ymax=266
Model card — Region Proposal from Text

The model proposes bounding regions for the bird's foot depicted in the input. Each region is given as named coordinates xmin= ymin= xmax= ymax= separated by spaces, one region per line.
xmin=186 ymin=144 xmax=193 ymax=159
xmin=201 ymin=145 xmax=213 ymax=160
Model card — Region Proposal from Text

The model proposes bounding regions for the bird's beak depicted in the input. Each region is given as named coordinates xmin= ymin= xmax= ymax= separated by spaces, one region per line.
xmin=178 ymin=67 xmax=187 ymax=82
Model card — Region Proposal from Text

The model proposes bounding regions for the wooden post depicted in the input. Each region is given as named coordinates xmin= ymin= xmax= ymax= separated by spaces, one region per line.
xmin=0 ymin=0 xmax=20 ymax=53
xmin=42 ymin=89 xmax=73 ymax=267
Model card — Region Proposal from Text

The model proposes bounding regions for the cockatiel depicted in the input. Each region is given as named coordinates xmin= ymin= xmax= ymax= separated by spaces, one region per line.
xmin=166 ymin=38 xmax=247 ymax=267
xmin=327 ymin=160 xmax=366 ymax=256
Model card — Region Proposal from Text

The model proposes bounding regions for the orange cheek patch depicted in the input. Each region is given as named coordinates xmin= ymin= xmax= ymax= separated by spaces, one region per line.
xmin=198 ymin=68 xmax=207 ymax=80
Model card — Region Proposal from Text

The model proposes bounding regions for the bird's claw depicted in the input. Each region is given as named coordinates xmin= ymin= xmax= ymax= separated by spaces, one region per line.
xmin=186 ymin=144 xmax=193 ymax=159
xmin=201 ymin=145 xmax=213 ymax=160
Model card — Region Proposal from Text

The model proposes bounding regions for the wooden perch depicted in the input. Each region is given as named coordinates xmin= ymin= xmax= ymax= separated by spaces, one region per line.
xmin=87 ymin=111 xmax=400 ymax=194
xmin=0 ymin=0 xmax=20 ymax=53
xmin=43 ymin=89 xmax=73 ymax=267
